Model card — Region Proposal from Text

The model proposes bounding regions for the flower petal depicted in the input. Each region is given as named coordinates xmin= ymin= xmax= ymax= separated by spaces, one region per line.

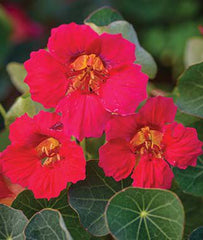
xmin=1 ymin=145 xmax=39 ymax=187
xmin=1 ymin=141 xmax=86 ymax=200
xmin=0 ymin=174 xmax=12 ymax=198
xmin=24 ymin=49 xmax=67 ymax=108
xmin=131 ymin=155 xmax=174 ymax=189
xmin=28 ymin=141 xmax=86 ymax=199
xmin=57 ymin=91 xmax=111 ymax=141
xmin=162 ymin=122 xmax=203 ymax=169
xmin=33 ymin=111 xmax=62 ymax=136
xmin=9 ymin=114 xmax=37 ymax=146
xmin=9 ymin=112 xmax=62 ymax=147
xmin=105 ymin=114 xmax=137 ymax=141
xmin=99 ymin=33 xmax=135 ymax=68
xmin=99 ymin=138 xmax=135 ymax=181
xmin=48 ymin=23 xmax=99 ymax=64
xmin=100 ymin=64 xmax=148 ymax=114
xmin=137 ymin=96 xmax=177 ymax=129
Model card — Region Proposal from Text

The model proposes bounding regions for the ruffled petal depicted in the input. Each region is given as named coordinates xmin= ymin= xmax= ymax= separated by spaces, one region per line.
xmin=33 ymin=111 xmax=62 ymax=137
xmin=0 ymin=174 xmax=12 ymax=198
xmin=1 ymin=141 xmax=86 ymax=200
xmin=48 ymin=23 xmax=99 ymax=64
xmin=9 ymin=114 xmax=38 ymax=146
xmin=57 ymin=91 xmax=111 ymax=141
xmin=137 ymin=96 xmax=177 ymax=129
xmin=99 ymin=138 xmax=135 ymax=181
xmin=105 ymin=114 xmax=137 ymax=141
xmin=162 ymin=122 xmax=203 ymax=169
xmin=28 ymin=141 xmax=86 ymax=199
xmin=0 ymin=173 xmax=24 ymax=206
xmin=1 ymin=145 xmax=39 ymax=187
xmin=9 ymin=112 xmax=62 ymax=147
xmin=24 ymin=49 xmax=67 ymax=108
xmin=99 ymin=33 xmax=135 ymax=68
xmin=99 ymin=64 xmax=148 ymax=114
xmin=131 ymin=155 xmax=174 ymax=189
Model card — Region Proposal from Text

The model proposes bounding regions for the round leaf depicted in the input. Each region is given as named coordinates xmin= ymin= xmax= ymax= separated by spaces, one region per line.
xmin=170 ymin=184 xmax=203 ymax=238
xmin=176 ymin=62 xmax=203 ymax=118
xmin=12 ymin=189 xmax=90 ymax=240
xmin=105 ymin=187 xmax=184 ymax=240
xmin=189 ymin=227 xmax=203 ymax=240
xmin=69 ymin=160 xmax=132 ymax=237
xmin=85 ymin=6 xmax=123 ymax=26
xmin=7 ymin=62 xmax=29 ymax=93
xmin=184 ymin=37 xmax=203 ymax=69
xmin=173 ymin=155 xmax=203 ymax=196
xmin=0 ymin=204 xmax=28 ymax=240
xmin=5 ymin=93 xmax=45 ymax=127
xmin=24 ymin=209 xmax=72 ymax=240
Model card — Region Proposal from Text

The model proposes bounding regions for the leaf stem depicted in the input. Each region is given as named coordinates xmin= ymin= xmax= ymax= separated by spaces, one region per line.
xmin=80 ymin=138 xmax=86 ymax=153
xmin=0 ymin=104 xmax=6 ymax=122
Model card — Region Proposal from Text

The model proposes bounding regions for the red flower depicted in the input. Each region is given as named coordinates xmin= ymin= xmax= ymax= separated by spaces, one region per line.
xmin=24 ymin=23 xmax=148 ymax=141
xmin=0 ymin=174 xmax=12 ymax=199
xmin=0 ymin=173 xmax=24 ymax=206
xmin=3 ymin=3 xmax=43 ymax=43
xmin=0 ymin=154 xmax=24 ymax=205
xmin=1 ymin=111 xmax=86 ymax=199
xmin=99 ymin=96 xmax=203 ymax=189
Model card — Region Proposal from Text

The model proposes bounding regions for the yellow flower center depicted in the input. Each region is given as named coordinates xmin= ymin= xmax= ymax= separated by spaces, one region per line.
xmin=68 ymin=54 xmax=109 ymax=94
xmin=130 ymin=126 xmax=163 ymax=158
xmin=36 ymin=137 xmax=61 ymax=166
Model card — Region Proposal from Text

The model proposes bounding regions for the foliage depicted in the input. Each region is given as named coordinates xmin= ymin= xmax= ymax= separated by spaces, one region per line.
xmin=0 ymin=5 xmax=203 ymax=240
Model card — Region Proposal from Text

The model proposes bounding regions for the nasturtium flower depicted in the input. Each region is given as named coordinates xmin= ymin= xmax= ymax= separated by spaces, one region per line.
xmin=24 ymin=23 xmax=148 ymax=141
xmin=0 ymin=165 xmax=24 ymax=206
xmin=1 ymin=111 xmax=86 ymax=199
xmin=99 ymin=96 xmax=203 ymax=189
xmin=0 ymin=174 xmax=12 ymax=199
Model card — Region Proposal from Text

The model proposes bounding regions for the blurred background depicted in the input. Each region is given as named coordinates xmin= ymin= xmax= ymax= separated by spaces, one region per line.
xmin=0 ymin=0 xmax=203 ymax=130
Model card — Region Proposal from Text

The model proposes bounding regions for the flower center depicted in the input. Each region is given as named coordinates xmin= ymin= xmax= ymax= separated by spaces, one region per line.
xmin=36 ymin=137 xmax=61 ymax=166
xmin=130 ymin=126 xmax=163 ymax=158
xmin=68 ymin=54 xmax=109 ymax=94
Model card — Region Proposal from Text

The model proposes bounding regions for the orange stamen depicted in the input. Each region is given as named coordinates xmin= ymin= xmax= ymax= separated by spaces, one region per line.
xmin=68 ymin=54 xmax=109 ymax=94
xmin=130 ymin=126 xmax=163 ymax=158
xmin=35 ymin=137 xmax=61 ymax=166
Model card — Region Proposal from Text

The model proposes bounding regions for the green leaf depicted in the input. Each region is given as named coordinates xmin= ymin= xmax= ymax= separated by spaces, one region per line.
xmin=176 ymin=62 xmax=203 ymax=118
xmin=0 ymin=204 xmax=28 ymax=240
xmin=85 ymin=7 xmax=123 ymax=26
xmin=175 ymin=110 xmax=200 ymax=126
xmin=0 ymin=103 xmax=6 ymax=121
xmin=86 ymin=134 xmax=105 ymax=160
xmin=184 ymin=37 xmax=203 ymax=69
xmin=7 ymin=62 xmax=29 ymax=93
xmin=189 ymin=227 xmax=203 ymax=240
xmin=85 ymin=19 xmax=157 ymax=79
xmin=175 ymin=110 xmax=203 ymax=141
xmin=105 ymin=187 xmax=184 ymax=240
xmin=173 ymin=155 xmax=203 ymax=197
xmin=12 ymin=189 xmax=90 ymax=240
xmin=69 ymin=160 xmax=132 ymax=237
xmin=5 ymin=93 xmax=45 ymax=127
xmin=0 ymin=128 xmax=10 ymax=151
xmin=172 ymin=185 xmax=203 ymax=238
xmin=24 ymin=209 xmax=72 ymax=240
